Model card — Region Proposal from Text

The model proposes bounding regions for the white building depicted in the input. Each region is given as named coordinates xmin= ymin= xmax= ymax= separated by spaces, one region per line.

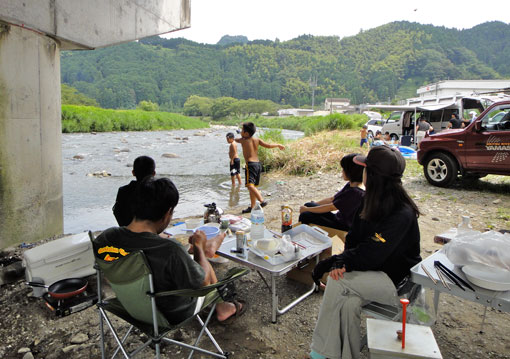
xmin=324 ymin=98 xmax=350 ymax=112
xmin=277 ymin=108 xmax=315 ymax=117
xmin=416 ymin=80 xmax=510 ymax=98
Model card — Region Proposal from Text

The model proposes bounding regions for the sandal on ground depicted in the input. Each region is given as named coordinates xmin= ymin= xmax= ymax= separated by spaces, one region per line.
xmin=260 ymin=201 xmax=268 ymax=208
xmin=218 ymin=299 xmax=247 ymax=325
xmin=241 ymin=207 xmax=252 ymax=214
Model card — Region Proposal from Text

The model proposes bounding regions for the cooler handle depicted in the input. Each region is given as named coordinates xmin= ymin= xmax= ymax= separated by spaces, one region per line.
xmin=310 ymin=226 xmax=330 ymax=238
xmin=43 ymin=246 xmax=92 ymax=264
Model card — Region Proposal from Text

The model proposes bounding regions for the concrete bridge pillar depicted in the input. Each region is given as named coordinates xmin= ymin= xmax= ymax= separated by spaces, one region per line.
xmin=0 ymin=0 xmax=190 ymax=248
xmin=0 ymin=23 xmax=63 ymax=247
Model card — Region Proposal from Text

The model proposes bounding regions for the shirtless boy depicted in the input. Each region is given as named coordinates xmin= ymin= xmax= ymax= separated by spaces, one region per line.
xmin=226 ymin=132 xmax=242 ymax=187
xmin=236 ymin=122 xmax=285 ymax=214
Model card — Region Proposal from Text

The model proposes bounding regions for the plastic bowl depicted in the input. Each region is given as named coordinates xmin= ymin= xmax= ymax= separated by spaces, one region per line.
xmin=196 ymin=225 xmax=220 ymax=239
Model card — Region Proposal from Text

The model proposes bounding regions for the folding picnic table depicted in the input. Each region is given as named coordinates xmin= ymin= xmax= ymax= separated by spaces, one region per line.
xmin=410 ymin=249 xmax=510 ymax=329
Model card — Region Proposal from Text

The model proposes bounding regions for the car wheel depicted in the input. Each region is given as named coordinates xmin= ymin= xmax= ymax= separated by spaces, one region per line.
xmin=423 ymin=153 xmax=458 ymax=187
xmin=368 ymin=130 xmax=373 ymax=137
xmin=391 ymin=134 xmax=399 ymax=140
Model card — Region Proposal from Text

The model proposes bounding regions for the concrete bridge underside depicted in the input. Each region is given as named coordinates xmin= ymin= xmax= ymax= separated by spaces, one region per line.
xmin=0 ymin=0 xmax=190 ymax=248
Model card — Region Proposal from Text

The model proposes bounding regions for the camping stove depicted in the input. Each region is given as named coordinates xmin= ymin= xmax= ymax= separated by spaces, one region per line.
xmin=43 ymin=290 xmax=98 ymax=318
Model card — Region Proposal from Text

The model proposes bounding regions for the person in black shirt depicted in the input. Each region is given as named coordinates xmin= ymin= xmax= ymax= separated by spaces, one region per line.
xmin=309 ymin=146 xmax=421 ymax=359
xmin=447 ymin=113 xmax=463 ymax=129
xmin=97 ymin=177 xmax=245 ymax=324
xmin=112 ymin=156 xmax=156 ymax=226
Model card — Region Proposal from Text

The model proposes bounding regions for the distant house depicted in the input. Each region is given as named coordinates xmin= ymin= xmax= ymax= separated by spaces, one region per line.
xmin=277 ymin=108 xmax=315 ymax=117
xmin=417 ymin=80 xmax=510 ymax=98
xmin=324 ymin=98 xmax=351 ymax=113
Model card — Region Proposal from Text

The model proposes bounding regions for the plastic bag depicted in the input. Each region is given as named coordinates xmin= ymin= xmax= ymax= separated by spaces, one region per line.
xmin=444 ymin=230 xmax=510 ymax=271
xmin=280 ymin=234 xmax=300 ymax=261
xmin=405 ymin=287 xmax=436 ymax=326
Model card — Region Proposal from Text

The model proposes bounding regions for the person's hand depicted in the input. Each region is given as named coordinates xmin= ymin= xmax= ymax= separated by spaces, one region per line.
xmin=278 ymin=144 xmax=285 ymax=150
xmin=299 ymin=205 xmax=309 ymax=214
xmin=329 ymin=267 xmax=346 ymax=281
xmin=311 ymin=256 xmax=337 ymax=286
xmin=190 ymin=230 xmax=207 ymax=250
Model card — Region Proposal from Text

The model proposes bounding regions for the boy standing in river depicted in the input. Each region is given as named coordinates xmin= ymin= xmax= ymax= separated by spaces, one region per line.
xmin=236 ymin=122 xmax=285 ymax=214
xmin=226 ymin=132 xmax=242 ymax=187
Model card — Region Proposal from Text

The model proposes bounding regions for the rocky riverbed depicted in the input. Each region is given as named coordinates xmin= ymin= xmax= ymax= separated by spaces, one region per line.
xmin=1 ymin=166 xmax=510 ymax=358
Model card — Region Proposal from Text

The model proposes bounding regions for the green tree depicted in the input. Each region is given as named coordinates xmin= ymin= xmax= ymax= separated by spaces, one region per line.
xmin=137 ymin=100 xmax=159 ymax=111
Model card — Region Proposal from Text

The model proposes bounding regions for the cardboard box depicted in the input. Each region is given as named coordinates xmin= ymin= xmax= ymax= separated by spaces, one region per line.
xmin=286 ymin=225 xmax=346 ymax=286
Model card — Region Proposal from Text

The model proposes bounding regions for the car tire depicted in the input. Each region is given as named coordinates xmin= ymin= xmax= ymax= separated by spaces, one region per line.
xmin=423 ymin=153 xmax=458 ymax=187
xmin=368 ymin=130 xmax=373 ymax=137
xmin=391 ymin=134 xmax=399 ymax=140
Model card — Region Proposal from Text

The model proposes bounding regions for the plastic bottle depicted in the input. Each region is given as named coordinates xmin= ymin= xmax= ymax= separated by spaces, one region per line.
xmin=250 ymin=201 xmax=265 ymax=240
xmin=281 ymin=205 xmax=293 ymax=233
xmin=457 ymin=215 xmax=472 ymax=234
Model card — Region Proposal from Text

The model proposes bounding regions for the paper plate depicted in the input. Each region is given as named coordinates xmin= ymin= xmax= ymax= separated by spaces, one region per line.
xmin=462 ymin=263 xmax=510 ymax=291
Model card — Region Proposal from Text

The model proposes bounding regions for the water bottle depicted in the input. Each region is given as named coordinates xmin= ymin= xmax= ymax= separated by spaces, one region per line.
xmin=457 ymin=215 xmax=472 ymax=234
xmin=250 ymin=201 xmax=265 ymax=240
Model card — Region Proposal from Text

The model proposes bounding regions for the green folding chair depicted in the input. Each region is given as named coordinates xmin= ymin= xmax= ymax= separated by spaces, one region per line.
xmin=89 ymin=231 xmax=249 ymax=359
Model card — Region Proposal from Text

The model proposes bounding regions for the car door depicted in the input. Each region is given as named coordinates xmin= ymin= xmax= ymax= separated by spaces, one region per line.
xmin=463 ymin=104 xmax=510 ymax=172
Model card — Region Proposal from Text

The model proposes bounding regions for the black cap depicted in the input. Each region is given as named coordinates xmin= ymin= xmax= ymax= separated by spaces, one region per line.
xmin=353 ymin=145 xmax=406 ymax=179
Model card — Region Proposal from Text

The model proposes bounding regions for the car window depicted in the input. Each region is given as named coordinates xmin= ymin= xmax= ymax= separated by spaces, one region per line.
xmin=368 ymin=120 xmax=376 ymax=125
xmin=481 ymin=107 xmax=510 ymax=131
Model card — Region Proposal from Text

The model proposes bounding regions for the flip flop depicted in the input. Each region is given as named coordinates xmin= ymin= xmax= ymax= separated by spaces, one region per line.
xmin=218 ymin=299 xmax=247 ymax=326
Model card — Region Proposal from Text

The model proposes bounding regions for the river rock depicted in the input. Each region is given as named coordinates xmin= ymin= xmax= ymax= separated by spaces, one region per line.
xmin=62 ymin=345 xmax=78 ymax=353
xmin=162 ymin=153 xmax=179 ymax=158
xmin=22 ymin=352 xmax=34 ymax=359
xmin=193 ymin=131 xmax=207 ymax=136
xmin=70 ymin=333 xmax=88 ymax=344
xmin=88 ymin=171 xmax=111 ymax=177
xmin=119 ymin=148 xmax=130 ymax=152
xmin=17 ymin=347 xmax=31 ymax=354
xmin=493 ymin=199 xmax=502 ymax=204
xmin=73 ymin=154 xmax=85 ymax=160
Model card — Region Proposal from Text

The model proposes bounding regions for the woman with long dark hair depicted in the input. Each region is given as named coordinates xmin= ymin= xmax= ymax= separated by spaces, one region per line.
xmin=309 ymin=145 xmax=422 ymax=359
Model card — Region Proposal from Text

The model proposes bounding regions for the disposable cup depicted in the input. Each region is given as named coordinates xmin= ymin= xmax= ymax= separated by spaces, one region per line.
xmin=185 ymin=218 xmax=202 ymax=229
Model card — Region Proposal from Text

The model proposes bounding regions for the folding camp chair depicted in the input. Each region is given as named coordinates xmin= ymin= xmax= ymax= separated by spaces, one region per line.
xmin=89 ymin=231 xmax=249 ymax=359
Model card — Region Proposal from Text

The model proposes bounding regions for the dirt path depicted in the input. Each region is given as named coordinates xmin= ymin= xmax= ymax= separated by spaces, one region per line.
xmin=1 ymin=168 xmax=510 ymax=358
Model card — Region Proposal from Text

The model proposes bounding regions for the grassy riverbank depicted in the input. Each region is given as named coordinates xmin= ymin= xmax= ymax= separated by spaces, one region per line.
xmin=61 ymin=105 xmax=208 ymax=133
xmin=259 ymin=129 xmax=367 ymax=175
xmin=218 ymin=113 xmax=367 ymax=136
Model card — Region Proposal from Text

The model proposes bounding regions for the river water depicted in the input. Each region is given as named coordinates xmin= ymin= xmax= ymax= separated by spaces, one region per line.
xmin=62 ymin=126 xmax=303 ymax=233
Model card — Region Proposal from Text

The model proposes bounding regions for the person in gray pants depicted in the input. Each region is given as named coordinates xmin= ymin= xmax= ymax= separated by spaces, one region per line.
xmin=309 ymin=146 xmax=422 ymax=359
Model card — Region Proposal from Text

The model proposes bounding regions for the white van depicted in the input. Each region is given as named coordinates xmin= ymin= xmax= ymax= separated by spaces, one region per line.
xmin=380 ymin=95 xmax=508 ymax=140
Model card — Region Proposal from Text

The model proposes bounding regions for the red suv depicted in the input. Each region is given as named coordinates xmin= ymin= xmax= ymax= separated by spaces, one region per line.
xmin=417 ymin=101 xmax=510 ymax=187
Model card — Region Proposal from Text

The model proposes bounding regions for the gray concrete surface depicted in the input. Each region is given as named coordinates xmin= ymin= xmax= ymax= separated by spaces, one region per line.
xmin=0 ymin=0 xmax=190 ymax=248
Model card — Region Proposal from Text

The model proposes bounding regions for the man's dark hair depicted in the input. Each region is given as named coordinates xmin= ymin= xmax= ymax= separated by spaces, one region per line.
xmin=340 ymin=153 xmax=364 ymax=182
xmin=133 ymin=156 xmax=156 ymax=181
xmin=242 ymin=122 xmax=256 ymax=137
xmin=226 ymin=132 xmax=235 ymax=139
xmin=134 ymin=177 xmax=179 ymax=221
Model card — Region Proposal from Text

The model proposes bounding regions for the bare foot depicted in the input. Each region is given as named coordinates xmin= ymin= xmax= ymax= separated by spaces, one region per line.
xmin=204 ymin=232 xmax=226 ymax=258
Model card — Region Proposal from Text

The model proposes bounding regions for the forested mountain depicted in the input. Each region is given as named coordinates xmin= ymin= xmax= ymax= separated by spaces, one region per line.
xmin=60 ymin=21 xmax=510 ymax=110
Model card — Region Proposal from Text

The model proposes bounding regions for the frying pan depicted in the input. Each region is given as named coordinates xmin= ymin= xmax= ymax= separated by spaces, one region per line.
xmin=27 ymin=278 xmax=88 ymax=299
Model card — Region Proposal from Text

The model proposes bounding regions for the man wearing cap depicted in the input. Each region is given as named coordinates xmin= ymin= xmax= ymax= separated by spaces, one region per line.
xmin=309 ymin=146 xmax=422 ymax=359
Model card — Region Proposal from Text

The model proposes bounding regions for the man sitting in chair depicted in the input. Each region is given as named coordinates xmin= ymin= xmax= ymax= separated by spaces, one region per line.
xmin=95 ymin=177 xmax=245 ymax=325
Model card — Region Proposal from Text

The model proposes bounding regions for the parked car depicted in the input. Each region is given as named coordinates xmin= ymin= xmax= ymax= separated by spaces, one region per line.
xmin=417 ymin=101 xmax=510 ymax=187
xmin=364 ymin=119 xmax=384 ymax=138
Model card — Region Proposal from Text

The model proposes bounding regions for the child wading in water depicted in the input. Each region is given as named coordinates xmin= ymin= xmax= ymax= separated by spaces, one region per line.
xmin=236 ymin=122 xmax=285 ymax=214
xmin=226 ymin=132 xmax=242 ymax=187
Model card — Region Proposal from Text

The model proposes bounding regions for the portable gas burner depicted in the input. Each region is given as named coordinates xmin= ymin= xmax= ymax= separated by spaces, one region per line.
xmin=43 ymin=290 xmax=98 ymax=317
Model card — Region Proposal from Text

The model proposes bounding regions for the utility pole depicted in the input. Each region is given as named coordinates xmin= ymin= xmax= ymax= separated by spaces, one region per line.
xmin=309 ymin=75 xmax=317 ymax=110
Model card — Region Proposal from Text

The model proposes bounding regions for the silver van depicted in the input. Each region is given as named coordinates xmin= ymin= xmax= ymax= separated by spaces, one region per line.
xmin=380 ymin=95 xmax=507 ymax=140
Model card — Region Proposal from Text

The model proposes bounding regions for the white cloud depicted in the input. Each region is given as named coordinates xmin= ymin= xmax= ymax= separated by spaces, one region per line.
xmin=164 ymin=0 xmax=510 ymax=44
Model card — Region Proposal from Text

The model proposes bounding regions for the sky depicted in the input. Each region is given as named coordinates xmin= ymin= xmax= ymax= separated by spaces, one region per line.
xmin=164 ymin=0 xmax=510 ymax=44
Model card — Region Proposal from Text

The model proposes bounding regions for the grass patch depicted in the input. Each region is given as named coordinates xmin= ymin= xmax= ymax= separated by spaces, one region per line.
xmin=62 ymin=105 xmax=208 ymax=133
xmin=260 ymin=129 xmax=365 ymax=175
xmin=496 ymin=207 xmax=510 ymax=221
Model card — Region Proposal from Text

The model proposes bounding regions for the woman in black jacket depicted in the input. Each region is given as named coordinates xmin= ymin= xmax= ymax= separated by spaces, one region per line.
xmin=309 ymin=145 xmax=422 ymax=359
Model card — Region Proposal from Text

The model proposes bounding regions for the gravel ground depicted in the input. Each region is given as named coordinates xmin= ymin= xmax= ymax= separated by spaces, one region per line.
xmin=1 ymin=166 xmax=510 ymax=359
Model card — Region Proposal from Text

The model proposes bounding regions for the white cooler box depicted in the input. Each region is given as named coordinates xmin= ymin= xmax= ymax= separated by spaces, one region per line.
xmin=23 ymin=232 xmax=95 ymax=297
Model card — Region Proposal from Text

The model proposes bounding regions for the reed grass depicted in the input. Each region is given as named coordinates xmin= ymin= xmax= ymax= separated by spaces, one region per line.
xmin=61 ymin=105 xmax=208 ymax=133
